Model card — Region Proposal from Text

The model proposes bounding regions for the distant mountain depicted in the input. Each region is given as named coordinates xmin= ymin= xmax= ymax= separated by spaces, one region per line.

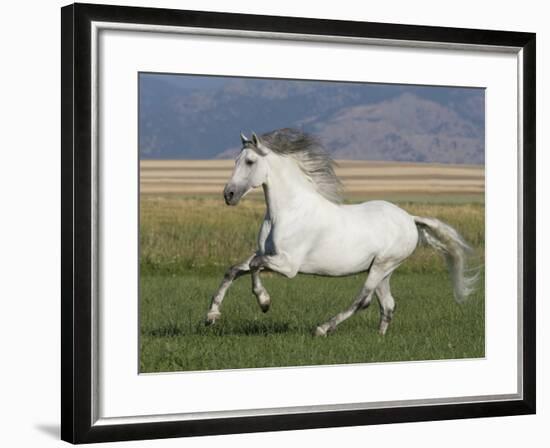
xmin=139 ymin=76 xmax=484 ymax=164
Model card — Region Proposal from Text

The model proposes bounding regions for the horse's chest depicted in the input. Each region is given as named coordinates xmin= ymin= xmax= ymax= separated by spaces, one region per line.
xmin=257 ymin=219 xmax=278 ymax=255
xmin=260 ymin=219 xmax=308 ymax=255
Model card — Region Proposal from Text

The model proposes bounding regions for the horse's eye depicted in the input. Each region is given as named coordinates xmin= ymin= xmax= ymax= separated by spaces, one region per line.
xmin=246 ymin=159 xmax=255 ymax=166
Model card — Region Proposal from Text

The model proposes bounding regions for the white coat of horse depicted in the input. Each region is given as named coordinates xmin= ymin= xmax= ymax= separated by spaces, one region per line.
xmin=206 ymin=129 xmax=478 ymax=336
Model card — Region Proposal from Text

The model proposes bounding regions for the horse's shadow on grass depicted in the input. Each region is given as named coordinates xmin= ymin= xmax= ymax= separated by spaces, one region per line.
xmin=223 ymin=320 xmax=292 ymax=336
xmin=144 ymin=319 xmax=294 ymax=338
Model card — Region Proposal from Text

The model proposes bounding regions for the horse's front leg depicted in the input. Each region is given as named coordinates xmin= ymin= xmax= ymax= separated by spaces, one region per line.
xmin=249 ymin=252 xmax=297 ymax=312
xmin=252 ymin=270 xmax=271 ymax=313
xmin=205 ymin=254 xmax=254 ymax=325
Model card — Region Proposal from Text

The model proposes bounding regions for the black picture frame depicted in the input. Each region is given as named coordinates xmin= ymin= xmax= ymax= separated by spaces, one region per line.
xmin=61 ymin=2 xmax=536 ymax=444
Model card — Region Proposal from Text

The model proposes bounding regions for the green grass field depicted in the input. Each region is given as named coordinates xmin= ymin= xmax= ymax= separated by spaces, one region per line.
xmin=140 ymin=195 xmax=485 ymax=373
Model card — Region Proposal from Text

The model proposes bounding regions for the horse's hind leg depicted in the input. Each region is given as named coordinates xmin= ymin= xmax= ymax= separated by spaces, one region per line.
xmin=206 ymin=254 xmax=254 ymax=325
xmin=315 ymin=265 xmax=387 ymax=336
xmin=375 ymin=275 xmax=396 ymax=335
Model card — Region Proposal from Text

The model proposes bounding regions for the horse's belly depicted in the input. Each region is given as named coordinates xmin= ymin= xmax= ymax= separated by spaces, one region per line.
xmin=299 ymin=258 xmax=375 ymax=276
xmin=297 ymin=203 xmax=418 ymax=276
xmin=299 ymin=239 xmax=377 ymax=276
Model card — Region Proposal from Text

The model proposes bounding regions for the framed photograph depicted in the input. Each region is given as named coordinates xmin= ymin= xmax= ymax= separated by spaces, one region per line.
xmin=61 ymin=2 xmax=536 ymax=444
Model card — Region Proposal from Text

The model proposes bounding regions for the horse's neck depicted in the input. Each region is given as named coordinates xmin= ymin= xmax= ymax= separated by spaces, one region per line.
xmin=262 ymin=156 xmax=329 ymax=222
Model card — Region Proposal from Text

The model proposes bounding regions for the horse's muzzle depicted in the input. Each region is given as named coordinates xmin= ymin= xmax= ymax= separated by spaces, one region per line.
xmin=223 ymin=184 xmax=240 ymax=206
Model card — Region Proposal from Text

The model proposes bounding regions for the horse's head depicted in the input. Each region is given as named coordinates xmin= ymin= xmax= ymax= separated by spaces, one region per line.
xmin=223 ymin=132 xmax=270 ymax=206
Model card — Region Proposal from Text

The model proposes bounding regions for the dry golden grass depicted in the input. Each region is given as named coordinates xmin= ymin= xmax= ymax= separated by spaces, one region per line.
xmin=140 ymin=160 xmax=484 ymax=196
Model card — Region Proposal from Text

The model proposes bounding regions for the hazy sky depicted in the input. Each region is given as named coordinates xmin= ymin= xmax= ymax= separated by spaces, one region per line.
xmin=143 ymin=72 xmax=483 ymax=103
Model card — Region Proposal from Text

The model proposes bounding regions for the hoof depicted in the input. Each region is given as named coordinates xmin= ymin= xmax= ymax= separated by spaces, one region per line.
xmin=254 ymin=289 xmax=271 ymax=313
xmin=314 ymin=326 xmax=328 ymax=337
xmin=205 ymin=312 xmax=221 ymax=326
xmin=258 ymin=292 xmax=271 ymax=313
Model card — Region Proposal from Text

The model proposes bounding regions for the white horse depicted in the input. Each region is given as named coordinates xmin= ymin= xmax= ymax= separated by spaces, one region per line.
xmin=206 ymin=129 xmax=478 ymax=336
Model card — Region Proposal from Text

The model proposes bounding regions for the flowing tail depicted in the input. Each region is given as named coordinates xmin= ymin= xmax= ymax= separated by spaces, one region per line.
xmin=414 ymin=216 xmax=480 ymax=303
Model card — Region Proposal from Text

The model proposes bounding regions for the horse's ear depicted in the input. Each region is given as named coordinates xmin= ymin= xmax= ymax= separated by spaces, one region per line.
xmin=251 ymin=132 xmax=269 ymax=155
xmin=240 ymin=132 xmax=249 ymax=145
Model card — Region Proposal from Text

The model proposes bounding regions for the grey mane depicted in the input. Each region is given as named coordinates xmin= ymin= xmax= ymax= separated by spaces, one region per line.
xmin=259 ymin=128 xmax=343 ymax=203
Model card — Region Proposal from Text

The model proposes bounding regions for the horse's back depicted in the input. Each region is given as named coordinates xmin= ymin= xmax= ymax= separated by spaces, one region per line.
xmin=346 ymin=199 xmax=409 ymax=215
xmin=346 ymin=198 xmax=414 ymax=232
xmin=342 ymin=200 xmax=415 ymax=229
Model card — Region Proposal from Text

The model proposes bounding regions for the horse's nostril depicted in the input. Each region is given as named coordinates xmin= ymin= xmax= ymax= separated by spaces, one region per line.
xmin=224 ymin=187 xmax=236 ymax=203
